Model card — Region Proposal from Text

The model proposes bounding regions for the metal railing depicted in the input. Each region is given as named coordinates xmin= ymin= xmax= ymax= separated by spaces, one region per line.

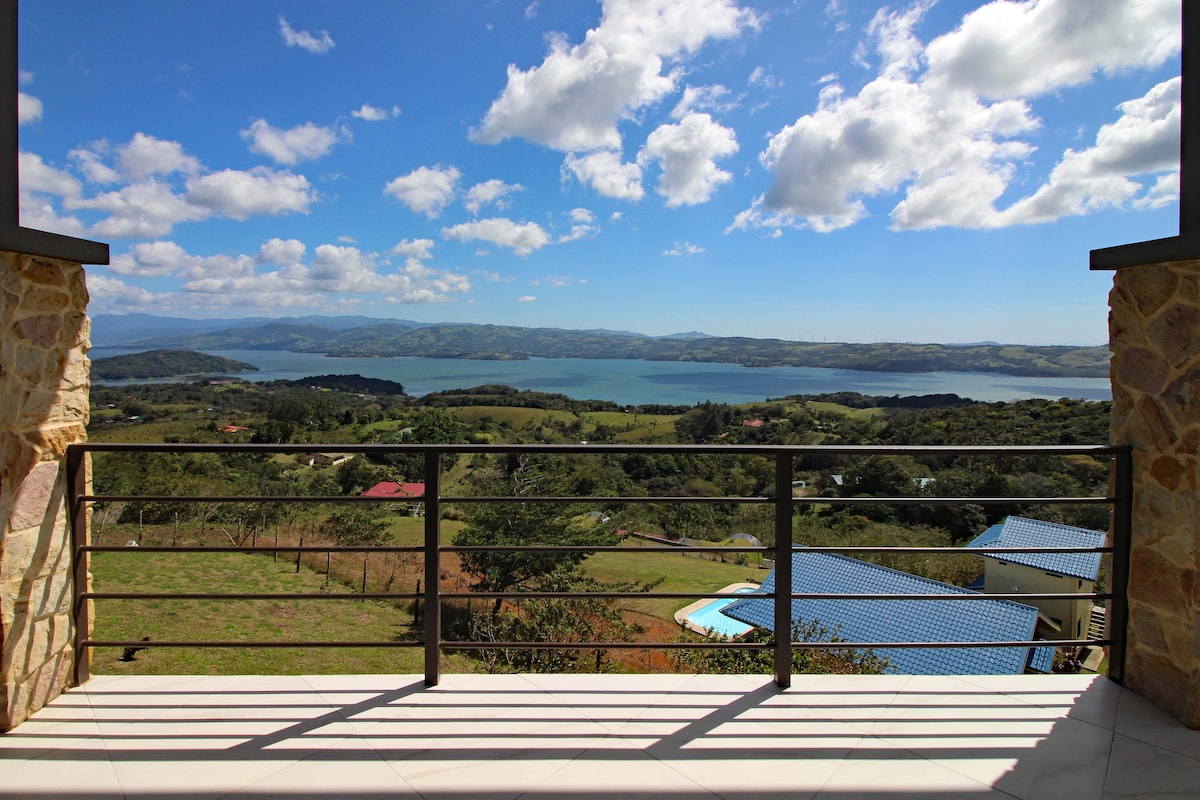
xmin=65 ymin=442 xmax=1132 ymax=688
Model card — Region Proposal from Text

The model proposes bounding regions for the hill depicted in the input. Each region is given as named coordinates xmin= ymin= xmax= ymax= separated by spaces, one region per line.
xmin=91 ymin=349 xmax=260 ymax=380
xmin=129 ymin=319 xmax=1110 ymax=378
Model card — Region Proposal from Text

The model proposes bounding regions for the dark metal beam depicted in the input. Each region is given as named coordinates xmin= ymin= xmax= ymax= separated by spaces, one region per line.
xmin=1 ymin=0 xmax=17 ymax=226
xmin=1183 ymin=1 xmax=1200 ymax=234
xmin=1091 ymin=6 xmax=1194 ymax=270
xmin=0 ymin=0 xmax=108 ymax=264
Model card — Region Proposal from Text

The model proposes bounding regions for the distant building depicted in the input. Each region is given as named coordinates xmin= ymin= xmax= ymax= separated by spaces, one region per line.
xmin=966 ymin=516 xmax=1106 ymax=642
xmin=362 ymin=481 xmax=426 ymax=516
xmin=218 ymin=425 xmax=249 ymax=433
xmin=313 ymin=452 xmax=354 ymax=467
xmin=722 ymin=550 xmax=1054 ymax=675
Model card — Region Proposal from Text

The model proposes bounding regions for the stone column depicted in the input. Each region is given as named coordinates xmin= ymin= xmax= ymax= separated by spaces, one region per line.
xmin=0 ymin=251 xmax=90 ymax=732
xmin=1108 ymin=258 xmax=1200 ymax=729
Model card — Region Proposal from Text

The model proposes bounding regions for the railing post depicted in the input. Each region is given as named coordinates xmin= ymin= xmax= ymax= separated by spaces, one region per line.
xmin=65 ymin=445 xmax=90 ymax=685
xmin=1107 ymin=446 xmax=1133 ymax=684
xmin=423 ymin=449 xmax=442 ymax=686
xmin=774 ymin=452 xmax=793 ymax=688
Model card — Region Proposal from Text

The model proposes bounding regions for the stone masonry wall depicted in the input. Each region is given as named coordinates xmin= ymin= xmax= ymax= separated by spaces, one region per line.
xmin=1109 ymin=259 xmax=1200 ymax=729
xmin=0 ymin=251 xmax=89 ymax=732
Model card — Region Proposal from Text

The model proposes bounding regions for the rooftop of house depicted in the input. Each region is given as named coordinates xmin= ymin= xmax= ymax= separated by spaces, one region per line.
xmin=723 ymin=550 xmax=1051 ymax=675
xmin=361 ymin=481 xmax=426 ymax=499
xmin=967 ymin=516 xmax=1106 ymax=581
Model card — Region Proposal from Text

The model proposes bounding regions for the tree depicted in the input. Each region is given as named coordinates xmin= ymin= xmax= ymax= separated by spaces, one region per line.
xmin=673 ymin=618 xmax=891 ymax=675
xmin=319 ymin=507 xmax=392 ymax=547
xmin=453 ymin=456 xmax=618 ymax=614
xmin=465 ymin=569 xmax=648 ymax=673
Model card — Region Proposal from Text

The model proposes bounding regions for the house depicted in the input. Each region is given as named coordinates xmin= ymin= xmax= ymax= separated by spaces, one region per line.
xmin=966 ymin=516 xmax=1106 ymax=642
xmin=722 ymin=550 xmax=1055 ymax=675
xmin=362 ymin=481 xmax=427 ymax=516
xmin=218 ymin=425 xmax=249 ymax=434
xmin=313 ymin=452 xmax=354 ymax=467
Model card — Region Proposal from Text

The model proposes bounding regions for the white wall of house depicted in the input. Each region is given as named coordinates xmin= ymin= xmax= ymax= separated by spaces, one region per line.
xmin=983 ymin=560 xmax=1093 ymax=640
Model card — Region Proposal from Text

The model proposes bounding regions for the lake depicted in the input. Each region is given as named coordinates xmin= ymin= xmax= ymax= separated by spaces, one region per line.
xmin=88 ymin=348 xmax=1113 ymax=406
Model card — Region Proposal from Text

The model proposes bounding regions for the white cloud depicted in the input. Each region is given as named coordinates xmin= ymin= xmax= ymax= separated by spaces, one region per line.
xmin=384 ymin=165 xmax=461 ymax=218
xmin=23 ymin=136 xmax=315 ymax=239
xmin=69 ymin=145 xmax=120 ymax=184
xmin=638 ymin=113 xmax=739 ymax=206
xmin=185 ymin=167 xmax=316 ymax=220
xmin=117 ymin=133 xmax=202 ymax=180
xmin=981 ymin=77 xmax=1180 ymax=227
xmin=465 ymin=179 xmax=524 ymax=214
xmin=748 ymin=66 xmax=779 ymax=89
xmin=924 ymin=0 xmax=1179 ymax=100
xmin=736 ymin=0 xmax=1175 ymax=234
xmin=517 ymin=295 xmax=537 ymax=302
xmin=473 ymin=0 xmax=759 ymax=151
xmin=18 ymin=93 xmax=42 ymax=125
xmin=85 ymin=273 xmax=166 ymax=313
xmin=279 ymin=16 xmax=335 ymax=54
xmin=19 ymin=152 xmax=82 ymax=198
xmin=569 ymin=207 xmax=595 ymax=223
xmin=109 ymin=239 xmax=470 ymax=311
xmin=241 ymin=119 xmax=340 ymax=165
xmin=671 ymin=85 xmax=737 ymax=119
xmin=525 ymin=2 xmax=539 ymax=19
xmin=442 ymin=217 xmax=551 ymax=255
xmin=257 ymin=238 xmax=306 ymax=265
xmin=610 ymin=211 xmax=623 ymax=221
xmin=663 ymin=241 xmax=705 ymax=256
xmin=110 ymin=240 xmax=255 ymax=280
xmin=73 ymin=180 xmax=208 ymax=239
xmin=563 ymin=150 xmax=644 ymax=201
xmin=351 ymin=104 xmax=402 ymax=121
xmin=391 ymin=238 xmax=436 ymax=260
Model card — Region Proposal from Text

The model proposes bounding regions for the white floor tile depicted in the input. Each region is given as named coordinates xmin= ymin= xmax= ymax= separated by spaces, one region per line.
xmin=1103 ymin=732 xmax=1200 ymax=800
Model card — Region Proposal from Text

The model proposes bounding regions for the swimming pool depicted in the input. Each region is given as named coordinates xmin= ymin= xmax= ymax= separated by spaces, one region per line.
xmin=680 ymin=586 xmax=758 ymax=638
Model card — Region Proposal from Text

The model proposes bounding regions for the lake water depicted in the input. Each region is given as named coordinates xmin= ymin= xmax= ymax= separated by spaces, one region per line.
xmin=88 ymin=348 xmax=1112 ymax=406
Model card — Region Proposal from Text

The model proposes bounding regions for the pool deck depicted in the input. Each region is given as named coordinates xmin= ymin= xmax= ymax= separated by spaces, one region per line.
xmin=673 ymin=582 xmax=760 ymax=638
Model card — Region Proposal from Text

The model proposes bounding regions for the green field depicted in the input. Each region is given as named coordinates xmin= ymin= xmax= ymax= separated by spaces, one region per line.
xmin=88 ymin=549 xmax=476 ymax=675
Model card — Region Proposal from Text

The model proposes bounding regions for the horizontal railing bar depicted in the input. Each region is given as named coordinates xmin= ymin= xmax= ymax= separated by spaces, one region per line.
xmin=440 ymin=641 xmax=769 ymax=650
xmin=81 ymin=545 xmax=422 ymax=554
xmin=82 ymin=637 xmax=1104 ymax=651
xmin=441 ymin=591 xmax=1112 ymax=602
xmin=85 ymin=640 xmax=422 ymax=648
xmin=786 ymin=639 xmax=1103 ymax=649
xmin=74 ymin=442 xmax=1130 ymax=456
xmin=443 ymin=545 xmax=1110 ymax=554
xmin=81 ymin=590 xmax=1111 ymax=603
xmin=80 ymin=492 xmax=1112 ymax=506
xmin=80 ymin=544 xmax=1111 ymax=555
xmin=84 ymin=592 xmax=421 ymax=601
xmin=793 ymin=496 xmax=1111 ymax=505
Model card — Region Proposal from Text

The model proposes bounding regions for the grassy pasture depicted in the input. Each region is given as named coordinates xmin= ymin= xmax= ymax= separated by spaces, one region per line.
xmin=581 ymin=541 xmax=764 ymax=621
xmin=88 ymin=549 xmax=476 ymax=675
xmin=454 ymin=405 xmax=579 ymax=427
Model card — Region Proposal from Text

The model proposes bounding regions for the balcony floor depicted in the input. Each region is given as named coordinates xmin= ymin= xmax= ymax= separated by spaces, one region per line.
xmin=2 ymin=672 xmax=1197 ymax=799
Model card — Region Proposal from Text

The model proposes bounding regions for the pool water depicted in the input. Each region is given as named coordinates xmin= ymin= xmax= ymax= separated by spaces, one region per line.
xmin=685 ymin=587 xmax=757 ymax=638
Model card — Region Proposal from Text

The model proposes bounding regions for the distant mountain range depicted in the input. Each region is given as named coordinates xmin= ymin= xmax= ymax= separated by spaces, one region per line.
xmin=90 ymin=314 xmax=1110 ymax=378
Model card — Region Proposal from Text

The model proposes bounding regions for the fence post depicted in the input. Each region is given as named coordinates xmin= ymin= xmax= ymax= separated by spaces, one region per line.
xmin=66 ymin=445 xmax=90 ymax=686
xmin=424 ymin=449 xmax=442 ymax=686
xmin=1107 ymin=446 xmax=1133 ymax=684
xmin=774 ymin=452 xmax=793 ymax=689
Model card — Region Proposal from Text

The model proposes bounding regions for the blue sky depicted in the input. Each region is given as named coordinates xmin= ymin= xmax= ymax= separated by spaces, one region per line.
xmin=17 ymin=0 xmax=1181 ymax=345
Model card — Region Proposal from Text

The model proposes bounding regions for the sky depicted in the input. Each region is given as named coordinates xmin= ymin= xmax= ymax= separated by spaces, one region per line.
xmin=16 ymin=0 xmax=1182 ymax=345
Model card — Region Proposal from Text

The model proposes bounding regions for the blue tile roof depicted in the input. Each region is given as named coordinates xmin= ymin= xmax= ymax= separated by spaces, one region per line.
xmin=722 ymin=551 xmax=1042 ymax=675
xmin=966 ymin=516 xmax=1105 ymax=581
